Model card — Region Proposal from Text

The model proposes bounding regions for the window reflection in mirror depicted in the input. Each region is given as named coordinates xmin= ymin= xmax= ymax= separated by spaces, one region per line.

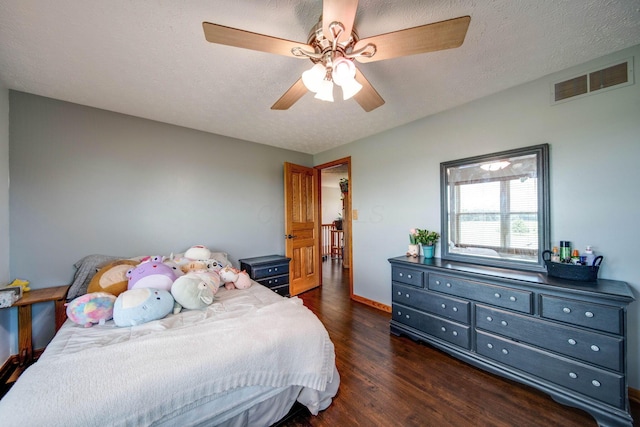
xmin=440 ymin=144 xmax=549 ymax=271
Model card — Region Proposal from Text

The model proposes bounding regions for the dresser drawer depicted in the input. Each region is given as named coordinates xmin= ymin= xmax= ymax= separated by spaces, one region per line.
xmin=393 ymin=303 xmax=470 ymax=349
xmin=392 ymin=283 xmax=470 ymax=324
xmin=391 ymin=266 xmax=424 ymax=288
xmin=251 ymin=263 xmax=289 ymax=280
xmin=540 ymin=295 xmax=623 ymax=335
xmin=256 ymin=274 xmax=289 ymax=289
xmin=477 ymin=331 xmax=624 ymax=408
xmin=269 ymin=284 xmax=289 ymax=297
xmin=429 ymin=274 xmax=532 ymax=313
xmin=476 ymin=305 xmax=623 ymax=372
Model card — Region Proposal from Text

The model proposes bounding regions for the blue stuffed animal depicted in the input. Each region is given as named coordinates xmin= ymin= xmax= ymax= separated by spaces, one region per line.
xmin=113 ymin=288 xmax=174 ymax=327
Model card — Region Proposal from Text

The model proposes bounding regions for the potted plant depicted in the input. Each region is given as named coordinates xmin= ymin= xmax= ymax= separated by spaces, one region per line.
xmin=333 ymin=213 xmax=343 ymax=230
xmin=339 ymin=178 xmax=348 ymax=193
xmin=415 ymin=229 xmax=440 ymax=259
xmin=407 ymin=228 xmax=420 ymax=257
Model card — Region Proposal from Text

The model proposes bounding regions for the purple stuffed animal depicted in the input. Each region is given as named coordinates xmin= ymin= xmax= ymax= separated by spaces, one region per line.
xmin=127 ymin=256 xmax=178 ymax=291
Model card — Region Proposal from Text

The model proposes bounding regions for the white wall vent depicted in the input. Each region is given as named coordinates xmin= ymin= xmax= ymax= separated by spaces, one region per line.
xmin=551 ymin=57 xmax=634 ymax=104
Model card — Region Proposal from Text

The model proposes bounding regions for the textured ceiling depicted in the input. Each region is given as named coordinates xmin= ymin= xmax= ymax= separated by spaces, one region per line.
xmin=1 ymin=1 xmax=639 ymax=154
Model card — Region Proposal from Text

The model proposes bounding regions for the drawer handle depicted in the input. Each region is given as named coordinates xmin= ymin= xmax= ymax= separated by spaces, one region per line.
xmin=487 ymin=343 xmax=493 ymax=349
xmin=509 ymin=296 xmax=517 ymax=302
xmin=441 ymin=326 xmax=446 ymax=332
xmin=405 ymin=293 xmax=410 ymax=298
xmin=563 ymin=307 xmax=571 ymax=314
xmin=397 ymin=291 xmax=402 ymax=296
xmin=268 ymin=268 xmax=273 ymax=273
xmin=500 ymin=320 xmax=508 ymax=326
xmin=590 ymin=345 xmax=600 ymax=352
xmin=435 ymin=280 xmax=440 ymax=285
xmin=592 ymin=380 xmax=601 ymax=387
xmin=486 ymin=316 xmax=493 ymax=322
xmin=406 ymin=314 xmax=410 ymax=319
xmin=569 ymin=372 xmax=578 ymax=379
xmin=441 ymin=303 xmax=446 ymax=309
xmin=446 ymin=282 xmax=452 ymax=288
xmin=494 ymin=293 xmax=501 ymax=298
xmin=585 ymin=311 xmax=594 ymax=318
xmin=407 ymin=274 xmax=412 ymax=279
xmin=452 ymin=331 xmax=458 ymax=336
xmin=452 ymin=307 xmax=458 ymax=312
xmin=501 ymin=349 xmax=509 ymax=355
xmin=568 ymin=339 xmax=577 ymax=345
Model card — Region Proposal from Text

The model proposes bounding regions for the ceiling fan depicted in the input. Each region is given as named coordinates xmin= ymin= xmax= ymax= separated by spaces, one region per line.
xmin=202 ymin=0 xmax=470 ymax=112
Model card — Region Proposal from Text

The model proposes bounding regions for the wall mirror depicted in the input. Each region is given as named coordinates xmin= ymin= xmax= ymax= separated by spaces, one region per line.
xmin=440 ymin=144 xmax=550 ymax=271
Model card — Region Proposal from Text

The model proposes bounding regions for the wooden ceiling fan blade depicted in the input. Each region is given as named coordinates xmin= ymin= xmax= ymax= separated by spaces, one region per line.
xmin=353 ymin=69 xmax=384 ymax=112
xmin=323 ymin=0 xmax=358 ymax=44
xmin=271 ymin=78 xmax=308 ymax=110
xmin=203 ymin=22 xmax=308 ymax=57
xmin=354 ymin=15 xmax=471 ymax=63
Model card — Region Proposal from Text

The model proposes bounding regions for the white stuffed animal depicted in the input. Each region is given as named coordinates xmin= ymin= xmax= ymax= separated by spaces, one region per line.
xmin=184 ymin=245 xmax=212 ymax=261
xmin=219 ymin=266 xmax=252 ymax=290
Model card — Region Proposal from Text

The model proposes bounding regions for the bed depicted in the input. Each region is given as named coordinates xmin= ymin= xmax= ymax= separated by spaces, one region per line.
xmin=0 ymin=272 xmax=339 ymax=426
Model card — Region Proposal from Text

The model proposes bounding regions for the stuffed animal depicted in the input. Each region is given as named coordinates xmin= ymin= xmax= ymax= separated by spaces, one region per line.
xmin=66 ymin=292 xmax=117 ymax=328
xmin=180 ymin=260 xmax=207 ymax=274
xmin=8 ymin=278 xmax=30 ymax=293
xmin=87 ymin=259 xmax=139 ymax=296
xmin=126 ymin=257 xmax=178 ymax=291
xmin=218 ymin=266 xmax=252 ymax=290
xmin=171 ymin=272 xmax=219 ymax=312
xmin=184 ymin=245 xmax=212 ymax=261
xmin=205 ymin=252 xmax=231 ymax=273
xmin=163 ymin=259 xmax=185 ymax=278
xmin=113 ymin=288 xmax=174 ymax=327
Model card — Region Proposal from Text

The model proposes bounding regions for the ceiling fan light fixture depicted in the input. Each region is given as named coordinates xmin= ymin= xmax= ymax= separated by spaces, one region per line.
xmin=331 ymin=57 xmax=356 ymax=86
xmin=314 ymin=79 xmax=334 ymax=102
xmin=339 ymin=77 xmax=363 ymax=100
xmin=332 ymin=57 xmax=361 ymax=100
xmin=301 ymin=63 xmax=326 ymax=93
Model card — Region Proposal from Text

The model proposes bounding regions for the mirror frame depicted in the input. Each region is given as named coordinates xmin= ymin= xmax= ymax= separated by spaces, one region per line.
xmin=440 ymin=144 xmax=550 ymax=272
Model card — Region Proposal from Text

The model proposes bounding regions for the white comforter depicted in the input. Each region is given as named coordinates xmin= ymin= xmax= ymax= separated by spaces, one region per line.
xmin=0 ymin=284 xmax=337 ymax=426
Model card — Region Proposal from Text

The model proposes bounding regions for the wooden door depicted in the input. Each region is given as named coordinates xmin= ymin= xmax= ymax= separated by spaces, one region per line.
xmin=284 ymin=162 xmax=320 ymax=295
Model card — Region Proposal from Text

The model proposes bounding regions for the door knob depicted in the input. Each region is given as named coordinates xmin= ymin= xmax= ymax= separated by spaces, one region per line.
xmin=285 ymin=234 xmax=297 ymax=239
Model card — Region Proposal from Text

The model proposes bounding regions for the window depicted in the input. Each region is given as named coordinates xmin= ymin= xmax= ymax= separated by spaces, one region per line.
xmin=440 ymin=144 xmax=550 ymax=271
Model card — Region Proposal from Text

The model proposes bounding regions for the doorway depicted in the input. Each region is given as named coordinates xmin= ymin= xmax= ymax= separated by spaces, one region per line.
xmin=316 ymin=157 xmax=352 ymax=298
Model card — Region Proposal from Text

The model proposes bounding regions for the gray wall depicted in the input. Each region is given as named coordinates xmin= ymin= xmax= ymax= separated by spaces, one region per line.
xmin=7 ymin=92 xmax=311 ymax=349
xmin=315 ymin=44 xmax=640 ymax=388
xmin=0 ymin=83 xmax=10 ymax=362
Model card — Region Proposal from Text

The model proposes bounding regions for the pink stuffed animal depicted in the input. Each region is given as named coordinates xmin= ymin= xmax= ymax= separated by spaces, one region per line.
xmin=218 ymin=266 xmax=252 ymax=290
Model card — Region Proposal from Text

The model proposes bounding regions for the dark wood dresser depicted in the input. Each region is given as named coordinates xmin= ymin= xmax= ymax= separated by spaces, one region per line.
xmin=240 ymin=255 xmax=291 ymax=297
xmin=389 ymin=256 xmax=635 ymax=427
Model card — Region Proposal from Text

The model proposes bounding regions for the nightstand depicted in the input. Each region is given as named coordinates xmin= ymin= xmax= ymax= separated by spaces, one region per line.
xmin=1 ymin=285 xmax=70 ymax=392
xmin=239 ymin=255 xmax=291 ymax=297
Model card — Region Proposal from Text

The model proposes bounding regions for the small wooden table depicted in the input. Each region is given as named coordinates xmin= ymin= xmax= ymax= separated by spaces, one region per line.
xmin=11 ymin=285 xmax=70 ymax=366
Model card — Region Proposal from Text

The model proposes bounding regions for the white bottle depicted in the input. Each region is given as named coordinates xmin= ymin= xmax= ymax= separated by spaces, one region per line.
xmin=584 ymin=246 xmax=596 ymax=266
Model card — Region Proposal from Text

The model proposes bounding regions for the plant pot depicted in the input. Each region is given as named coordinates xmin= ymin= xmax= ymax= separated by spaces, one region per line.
xmin=421 ymin=244 xmax=435 ymax=259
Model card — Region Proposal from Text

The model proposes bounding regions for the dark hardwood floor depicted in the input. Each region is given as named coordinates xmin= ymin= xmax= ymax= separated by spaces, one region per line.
xmin=283 ymin=259 xmax=639 ymax=427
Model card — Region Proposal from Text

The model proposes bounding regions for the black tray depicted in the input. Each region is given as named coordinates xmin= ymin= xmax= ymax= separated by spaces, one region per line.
xmin=542 ymin=250 xmax=603 ymax=282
